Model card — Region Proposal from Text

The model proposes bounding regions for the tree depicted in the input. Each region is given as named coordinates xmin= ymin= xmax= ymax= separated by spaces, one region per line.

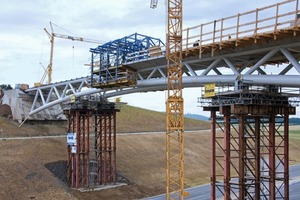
xmin=0 ymin=84 xmax=13 ymax=90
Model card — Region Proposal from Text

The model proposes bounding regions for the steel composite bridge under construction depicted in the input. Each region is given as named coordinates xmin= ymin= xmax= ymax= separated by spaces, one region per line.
xmin=24 ymin=0 xmax=300 ymax=199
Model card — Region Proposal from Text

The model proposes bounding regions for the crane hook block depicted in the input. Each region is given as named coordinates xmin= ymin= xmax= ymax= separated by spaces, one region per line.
xmin=150 ymin=0 xmax=158 ymax=9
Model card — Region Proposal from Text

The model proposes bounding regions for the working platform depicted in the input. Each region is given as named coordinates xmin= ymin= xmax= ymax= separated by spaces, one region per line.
xmin=89 ymin=33 xmax=164 ymax=88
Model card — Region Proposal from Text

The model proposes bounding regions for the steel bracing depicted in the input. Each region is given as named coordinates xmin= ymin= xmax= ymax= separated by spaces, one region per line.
xmin=91 ymin=109 xmax=117 ymax=186
xmin=65 ymin=109 xmax=90 ymax=189
xmin=65 ymin=99 xmax=118 ymax=189
xmin=207 ymin=102 xmax=294 ymax=200
xmin=199 ymin=84 xmax=298 ymax=199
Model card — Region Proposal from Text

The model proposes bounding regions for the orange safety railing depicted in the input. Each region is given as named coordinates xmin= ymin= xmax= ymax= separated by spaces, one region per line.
xmin=182 ymin=0 xmax=300 ymax=56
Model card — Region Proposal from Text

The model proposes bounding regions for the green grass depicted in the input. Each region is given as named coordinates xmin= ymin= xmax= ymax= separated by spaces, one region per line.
xmin=289 ymin=130 xmax=300 ymax=140
xmin=116 ymin=104 xmax=210 ymax=133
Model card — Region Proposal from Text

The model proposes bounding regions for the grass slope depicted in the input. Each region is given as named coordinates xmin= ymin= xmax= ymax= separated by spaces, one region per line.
xmin=117 ymin=104 xmax=210 ymax=133
xmin=0 ymin=104 xmax=209 ymax=137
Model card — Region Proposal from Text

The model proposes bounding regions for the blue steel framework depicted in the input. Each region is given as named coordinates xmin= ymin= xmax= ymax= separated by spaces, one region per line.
xmin=89 ymin=33 xmax=164 ymax=88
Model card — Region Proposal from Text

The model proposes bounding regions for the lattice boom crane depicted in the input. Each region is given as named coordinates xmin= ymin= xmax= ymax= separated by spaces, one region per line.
xmin=151 ymin=0 xmax=186 ymax=199
xmin=39 ymin=21 xmax=102 ymax=86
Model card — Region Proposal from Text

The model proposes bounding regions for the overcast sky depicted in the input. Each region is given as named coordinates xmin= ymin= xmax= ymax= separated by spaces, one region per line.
xmin=1 ymin=0 xmax=298 ymax=117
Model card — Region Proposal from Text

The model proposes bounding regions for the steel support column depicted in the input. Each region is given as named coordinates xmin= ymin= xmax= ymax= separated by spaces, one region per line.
xmin=284 ymin=113 xmax=289 ymax=200
xmin=92 ymin=110 xmax=117 ymax=186
xmin=238 ymin=115 xmax=245 ymax=200
xmin=208 ymin=103 xmax=294 ymax=200
xmin=269 ymin=112 xmax=276 ymax=200
xmin=65 ymin=109 xmax=90 ymax=189
xmin=65 ymin=100 xmax=118 ymax=190
xmin=254 ymin=117 xmax=261 ymax=200
xmin=222 ymin=107 xmax=231 ymax=200
xmin=210 ymin=110 xmax=216 ymax=200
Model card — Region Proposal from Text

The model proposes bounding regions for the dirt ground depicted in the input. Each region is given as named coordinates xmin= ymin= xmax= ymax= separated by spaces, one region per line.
xmin=1 ymin=123 xmax=300 ymax=200
xmin=0 ymin=132 xmax=211 ymax=200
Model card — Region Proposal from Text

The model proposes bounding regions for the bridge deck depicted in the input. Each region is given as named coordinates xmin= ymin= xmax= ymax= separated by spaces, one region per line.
xmin=125 ymin=0 xmax=300 ymax=79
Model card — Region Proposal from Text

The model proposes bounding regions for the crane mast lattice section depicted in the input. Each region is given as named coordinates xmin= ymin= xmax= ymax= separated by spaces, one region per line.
xmin=64 ymin=97 xmax=119 ymax=189
xmin=199 ymin=86 xmax=298 ymax=200
xmin=166 ymin=0 xmax=185 ymax=199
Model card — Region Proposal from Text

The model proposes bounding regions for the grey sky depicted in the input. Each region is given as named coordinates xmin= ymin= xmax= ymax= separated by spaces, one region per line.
xmin=0 ymin=0 xmax=297 ymax=116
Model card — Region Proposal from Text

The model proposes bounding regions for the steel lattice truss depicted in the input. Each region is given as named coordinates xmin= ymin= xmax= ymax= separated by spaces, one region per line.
xmin=25 ymin=42 xmax=300 ymax=119
xmin=165 ymin=0 xmax=185 ymax=199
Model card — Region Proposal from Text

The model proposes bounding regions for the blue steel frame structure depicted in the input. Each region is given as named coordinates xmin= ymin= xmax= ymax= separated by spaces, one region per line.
xmin=90 ymin=33 xmax=164 ymax=87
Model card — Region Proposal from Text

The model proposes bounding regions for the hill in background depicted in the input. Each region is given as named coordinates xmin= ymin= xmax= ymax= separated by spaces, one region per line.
xmin=185 ymin=113 xmax=209 ymax=121
xmin=290 ymin=117 xmax=300 ymax=125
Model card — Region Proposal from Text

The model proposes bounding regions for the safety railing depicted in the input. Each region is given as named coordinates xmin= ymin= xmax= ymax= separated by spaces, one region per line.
xmin=182 ymin=0 xmax=300 ymax=55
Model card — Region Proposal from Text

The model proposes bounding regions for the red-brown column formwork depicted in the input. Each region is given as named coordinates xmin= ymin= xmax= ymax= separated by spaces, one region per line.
xmin=210 ymin=110 xmax=216 ymax=200
xmin=65 ymin=109 xmax=90 ymax=189
xmin=208 ymin=104 xmax=295 ymax=200
xmin=64 ymin=100 xmax=118 ymax=190
xmin=91 ymin=109 xmax=117 ymax=186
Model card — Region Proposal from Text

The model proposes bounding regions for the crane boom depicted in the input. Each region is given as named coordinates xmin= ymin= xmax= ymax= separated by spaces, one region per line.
xmin=38 ymin=21 xmax=102 ymax=86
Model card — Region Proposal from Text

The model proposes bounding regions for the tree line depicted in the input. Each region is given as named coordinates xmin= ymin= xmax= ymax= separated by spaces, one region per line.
xmin=0 ymin=84 xmax=13 ymax=90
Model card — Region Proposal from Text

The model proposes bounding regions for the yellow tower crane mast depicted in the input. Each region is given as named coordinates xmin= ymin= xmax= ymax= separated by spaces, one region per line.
xmin=38 ymin=21 xmax=102 ymax=86
xmin=151 ymin=0 xmax=185 ymax=199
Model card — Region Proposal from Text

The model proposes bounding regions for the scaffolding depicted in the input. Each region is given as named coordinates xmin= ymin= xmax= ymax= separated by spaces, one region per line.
xmin=64 ymin=96 xmax=119 ymax=189
xmin=199 ymin=84 xmax=299 ymax=199
xmin=90 ymin=33 xmax=164 ymax=88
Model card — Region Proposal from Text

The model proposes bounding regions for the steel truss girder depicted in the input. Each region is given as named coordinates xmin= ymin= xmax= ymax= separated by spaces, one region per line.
xmin=25 ymin=43 xmax=300 ymax=117
xmin=136 ymin=44 xmax=300 ymax=81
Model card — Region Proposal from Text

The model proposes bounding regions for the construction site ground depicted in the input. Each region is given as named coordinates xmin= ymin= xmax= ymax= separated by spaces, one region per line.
xmin=1 ymin=112 xmax=300 ymax=200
